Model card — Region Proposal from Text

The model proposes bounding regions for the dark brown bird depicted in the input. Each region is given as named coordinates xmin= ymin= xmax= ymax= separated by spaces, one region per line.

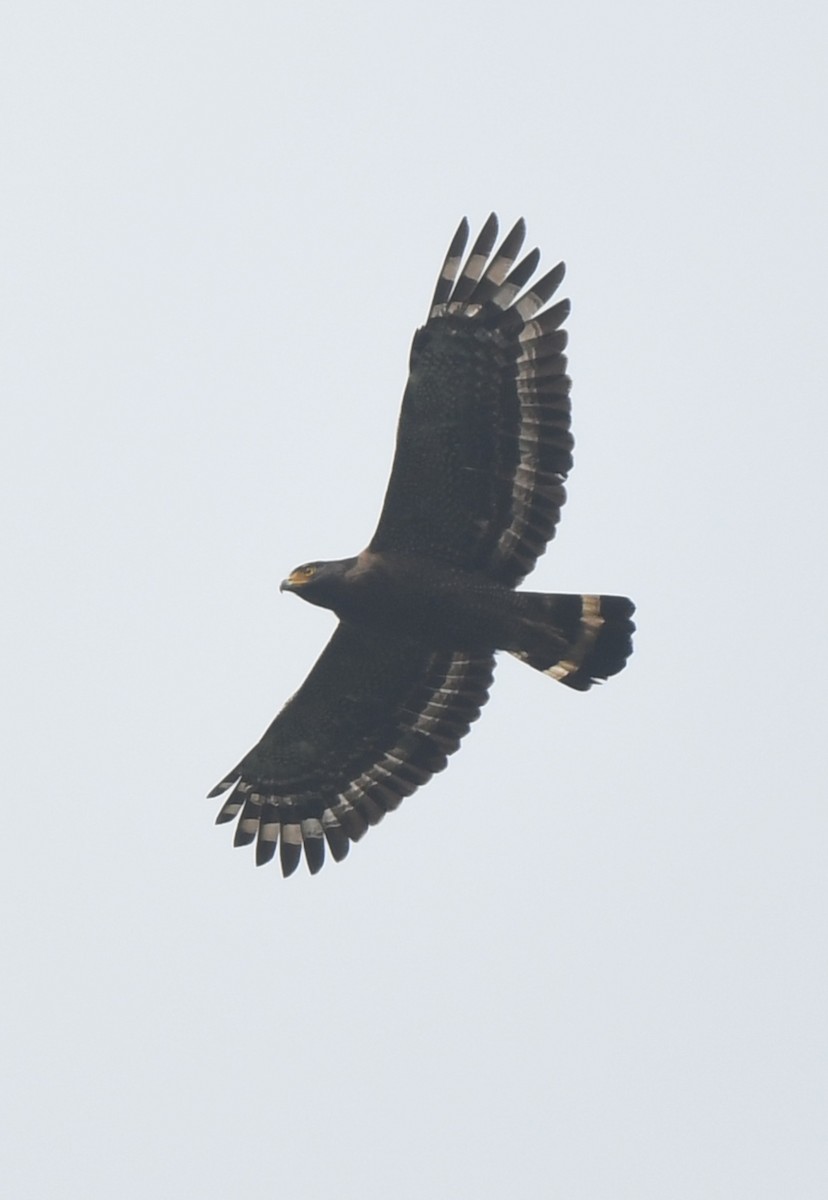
xmin=211 ymin=215 xmax=635 ymax=876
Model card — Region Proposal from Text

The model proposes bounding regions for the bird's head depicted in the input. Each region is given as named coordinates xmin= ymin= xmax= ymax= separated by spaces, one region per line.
xmin=281 ymin=561 xmax=323 ymax=591
xmin=280 ymin=558 xmax=353 ymax=610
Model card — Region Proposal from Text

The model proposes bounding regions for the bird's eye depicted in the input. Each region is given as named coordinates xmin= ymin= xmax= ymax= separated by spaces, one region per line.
xmin=302 ymin=565 xmax=316 ymax=577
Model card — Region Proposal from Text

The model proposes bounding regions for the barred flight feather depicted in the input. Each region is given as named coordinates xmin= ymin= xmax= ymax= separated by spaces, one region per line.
xmin=449 ymin=213 xmax=499 ymax=304
xmin=279 ymin=824 xmax=303 ymax=877
xmin=429 ymin=218 xmax=469 ymax=314
xmin=211 ymin=648 xmax=495 ymax=876
xmin=467 ymin=220 xmax=526 ymax=304
xmin=319 ymin=809 xmax=350 ymax=862
xmin=420 ymin=214 xmax=574 ymax=585
xmin=331 ymin=799 xmax=369 ymax=843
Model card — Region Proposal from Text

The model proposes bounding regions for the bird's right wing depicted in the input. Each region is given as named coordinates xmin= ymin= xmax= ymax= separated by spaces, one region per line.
xmin=209 ymin=622 xmax=495 ymax=876
xmin=370 ymin=214 xmax=574 ymax=586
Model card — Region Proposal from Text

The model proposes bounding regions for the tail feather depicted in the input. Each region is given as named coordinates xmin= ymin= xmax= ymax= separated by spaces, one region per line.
xmin=509 ymin=593 xmax=635 ymax=691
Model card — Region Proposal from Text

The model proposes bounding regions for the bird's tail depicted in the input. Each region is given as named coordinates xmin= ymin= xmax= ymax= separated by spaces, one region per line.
xmin=509 ymin=593 xmax=635 ymax=690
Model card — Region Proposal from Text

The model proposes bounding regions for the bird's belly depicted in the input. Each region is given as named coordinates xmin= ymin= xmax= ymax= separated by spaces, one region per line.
xmin=336 ymin=562 xmax=515 ymax=650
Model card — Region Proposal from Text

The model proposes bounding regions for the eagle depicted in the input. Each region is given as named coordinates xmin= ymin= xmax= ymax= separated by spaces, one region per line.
xmin=210 ymin=215 xmax=635 ymax=876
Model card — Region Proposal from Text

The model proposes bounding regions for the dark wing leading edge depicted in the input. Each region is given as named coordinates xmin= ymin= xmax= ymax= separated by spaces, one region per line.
xmin=369 ymin=214 xmax=574 ymax=587
xmin=210 ymin=623 xmax=495 ymax=876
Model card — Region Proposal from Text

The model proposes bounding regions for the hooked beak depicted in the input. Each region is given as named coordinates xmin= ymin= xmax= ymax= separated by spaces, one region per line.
xmin=280 ymin=568 xmax=310 ymax=593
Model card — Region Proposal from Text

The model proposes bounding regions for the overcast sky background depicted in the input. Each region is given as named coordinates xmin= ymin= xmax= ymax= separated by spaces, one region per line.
xmin=2 ymin=2 xmax=826 ymax=1197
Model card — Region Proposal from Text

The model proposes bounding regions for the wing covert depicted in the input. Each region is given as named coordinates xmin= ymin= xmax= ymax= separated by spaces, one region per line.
xmin=370 ymin=215 xmax=574 ymax=586
xmin=210 ymin=623 xmax=495 ymax=876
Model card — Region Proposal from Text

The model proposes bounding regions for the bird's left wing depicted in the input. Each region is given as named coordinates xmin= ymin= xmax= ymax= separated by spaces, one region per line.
xmin=209 ymin=622 xmax=494 ymax=876
xmin=370 ymin=214 xmax=574 ymax=586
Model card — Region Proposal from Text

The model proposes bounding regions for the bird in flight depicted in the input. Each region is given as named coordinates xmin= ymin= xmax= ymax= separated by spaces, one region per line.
xmin=211 ymin=215 xmax=635 ymax=876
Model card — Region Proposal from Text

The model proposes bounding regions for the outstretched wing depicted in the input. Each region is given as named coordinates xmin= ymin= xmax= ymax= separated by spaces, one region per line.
xmin=369 ymin=214 xmax=574 ymax=587
xmin=210 ymin=623 xmax=495 ymax=876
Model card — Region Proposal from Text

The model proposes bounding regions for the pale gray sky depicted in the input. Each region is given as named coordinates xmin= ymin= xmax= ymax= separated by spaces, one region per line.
xmin=3 ymin=2 xmax=827 ymax=1197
